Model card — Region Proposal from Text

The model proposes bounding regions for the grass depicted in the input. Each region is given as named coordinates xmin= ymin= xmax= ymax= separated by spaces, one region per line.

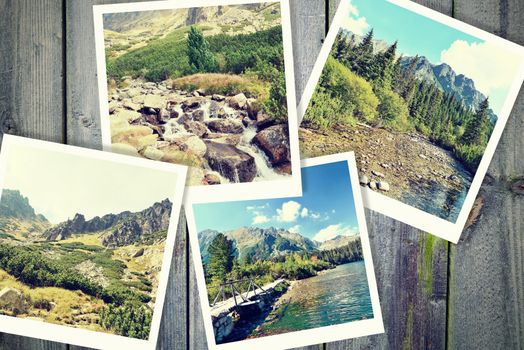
xmin=0 ymin=269 xmax=106 ymax=331
xmin=58 ymin=232 xmax=105 ymax=246
xmin=171 ymin=73 xmax=268 ymax=99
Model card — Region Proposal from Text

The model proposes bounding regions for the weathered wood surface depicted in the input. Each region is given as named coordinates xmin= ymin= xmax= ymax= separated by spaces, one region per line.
xmin=0 ymin=0 xmax=522 ymax=349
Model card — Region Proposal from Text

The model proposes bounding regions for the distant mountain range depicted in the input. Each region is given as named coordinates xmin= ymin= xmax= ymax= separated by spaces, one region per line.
xmin=0 ymin=189 xmax=171 ymax=247
xmin=198 ymin=226 xmax=360 ymax=263
xmin=341 ymin=30 xmax=497 ymax=122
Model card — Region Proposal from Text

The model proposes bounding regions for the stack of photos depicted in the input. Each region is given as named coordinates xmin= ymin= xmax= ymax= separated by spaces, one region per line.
xmin=0 ymin=135 xmax=186 ymax=349
xmin=299 ymin=0 xmax=524 ymax=242
xmin=186 ymin=153 xmax=383 ymax=350
xmin=94 ymin=0 xmax=302 ymax=202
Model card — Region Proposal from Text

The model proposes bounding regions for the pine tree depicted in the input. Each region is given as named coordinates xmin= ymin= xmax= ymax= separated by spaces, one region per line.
xmin=187 ymin=26 xmax=218 ymax=73
xmin=462 ymin=98 xmax=490 ymax=145
xmin=207 ymin=233 xmax=236 ymax=282
xmin=352 ymin=29 xmax=375 ymax=79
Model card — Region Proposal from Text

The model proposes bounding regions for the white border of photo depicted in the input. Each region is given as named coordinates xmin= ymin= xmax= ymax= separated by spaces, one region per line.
xmin=93 ymin=0 xmax=303 ymax=203
xmin=0 ymin=135 xmax=187 ymax=350
xmin=297 ymin=0 xmax=524 ymax=243
xmin=185 ymin=152 xmax=384 ymax=350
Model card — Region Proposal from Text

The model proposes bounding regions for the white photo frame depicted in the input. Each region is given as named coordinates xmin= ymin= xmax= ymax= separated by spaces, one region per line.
xmin=186 ymin=152 xmax=384 ymax=350
xmin=298 ymin=0 xmax=524 ymax=243
xmin=93 ymin=0 xmax=302 ymax=203
xmin=0 ymin=135 xmax=187 ymax=350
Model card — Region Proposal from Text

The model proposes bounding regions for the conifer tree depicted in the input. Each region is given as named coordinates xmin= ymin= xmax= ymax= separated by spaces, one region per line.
xmin=462 ymin=98 xmax=490 ymax=145
xmin=207 ymin=233 xmax=236 ymax=282
xmin=187 ymin=26 xmax=218 ymax=73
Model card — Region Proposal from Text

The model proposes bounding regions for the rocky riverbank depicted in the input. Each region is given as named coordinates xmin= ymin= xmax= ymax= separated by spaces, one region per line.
xmin=300 ymin=124 xmax=473 ymax=220
xmin=108 ymin=78 xmax=292 ymax=185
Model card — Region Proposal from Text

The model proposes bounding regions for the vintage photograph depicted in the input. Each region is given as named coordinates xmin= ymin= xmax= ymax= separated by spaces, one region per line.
xmin=187 ymin=153 xmax=383 ymax=350
xmin=298 ymin=0 xmax=524 ymax=242
xmin=94 ymin=0 xmax=301 ymax=202
xmin=0 ymin=136 xmax=186 ymax=350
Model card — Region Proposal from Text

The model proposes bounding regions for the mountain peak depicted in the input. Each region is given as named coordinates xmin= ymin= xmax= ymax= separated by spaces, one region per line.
xmin=0 ymin=189 xmax=48 ymax=223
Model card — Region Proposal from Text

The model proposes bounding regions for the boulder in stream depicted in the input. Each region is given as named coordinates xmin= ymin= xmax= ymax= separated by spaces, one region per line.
xmin=204 ymin=141 xmax=256 ymax=182
xmin=252 ymin=124 xmax=290 ymax=166
xmin=206 ymin=119 xmax=244 ymax=134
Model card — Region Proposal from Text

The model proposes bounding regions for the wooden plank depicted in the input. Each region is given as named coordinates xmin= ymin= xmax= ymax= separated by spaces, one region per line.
xmin=64 ymin=1 xmax=188 ymax=349
xmin=187 ymin=1 xmax=325 ymax=349
xmin=0 ymin=0 xmax=66 ymax=348
xmin=325 ymin=0 xmax=451 ymax=349
xmin=449 ymin=0 xmax=524 ymax=348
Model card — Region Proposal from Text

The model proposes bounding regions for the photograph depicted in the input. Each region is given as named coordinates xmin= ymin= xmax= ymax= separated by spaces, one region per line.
xmin=0 ymin=135 xmax=187 ymax=350
xmin=186 ymin=153 xmax=383 ymax=350
xmin=94 ymin=0 xmax=301 ymax=202
xmin=298 ymin=0 xmax=524 ymax=242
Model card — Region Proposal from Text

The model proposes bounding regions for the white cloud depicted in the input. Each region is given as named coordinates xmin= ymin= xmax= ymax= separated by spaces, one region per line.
xmin=310 ymin=212 xmax=321 ymax=220
xmin=313 ymin=224 xmax=358 ymax=242
xmin=341 ymin=0 xmax=369 ymax=35
xmin=440 ymin=40 xmax=521 ymax=99
xmin=300 ymin=207 xmax=309 ymax=218
xmin=288 ymin=225 xmax=301 ymax=234
xmin=252 ymin=214 xmax=270 ymax=224
xmin=276 ymin=200 xmax=302 ymax=222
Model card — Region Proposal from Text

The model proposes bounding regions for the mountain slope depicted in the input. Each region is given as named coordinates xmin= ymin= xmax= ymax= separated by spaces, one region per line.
xmin=0 ymin=189 xmax=50 ymax=239
xmin=43 ymin=199 xmax=172 ymax=247
xmin=198 ymin=227 xmax=360 ymax=263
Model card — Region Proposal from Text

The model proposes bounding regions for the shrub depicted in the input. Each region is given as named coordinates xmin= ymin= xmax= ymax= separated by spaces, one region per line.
xmin=375 ymin=87 xmax=411 ymax=131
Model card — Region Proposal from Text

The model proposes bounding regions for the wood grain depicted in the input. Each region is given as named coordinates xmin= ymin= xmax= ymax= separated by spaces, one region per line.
xmin=448 ymin=0 xmax=524 ymax=349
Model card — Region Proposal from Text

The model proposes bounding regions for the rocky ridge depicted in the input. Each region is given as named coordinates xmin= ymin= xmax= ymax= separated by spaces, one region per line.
xmin=109 ymin=78 xmax=291 ymax=185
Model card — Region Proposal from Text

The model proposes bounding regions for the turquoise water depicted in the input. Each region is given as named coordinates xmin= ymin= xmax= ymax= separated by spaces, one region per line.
xmin=251 ymin=261 xmax=373 ymax=337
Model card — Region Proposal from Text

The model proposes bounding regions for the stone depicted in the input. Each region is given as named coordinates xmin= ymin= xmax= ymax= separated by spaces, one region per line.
xmin=368 ymin=181 xmax=378 ymax=190
xmin=378 ymin=181 xmax=390 ymax=191
xmin=181 ymin=136 xmax=207 ymax=157
xmin=112 ymin=125 xmax=156 ymax=149
xmin=359 ymin=175 xmax=369 ymax=185
xmin=169 ymin=110 xmax=179 ymax=119
xmin=208 ymin=100 xmax=222 ymax=118
xmin=184 ymin=121 xmax=208 ymax=138
xmin=195 ymin=88 xmax=206 ymax=96
xmin=246 ymin=98 xmax=260 ymax=119
xmin=132 ymin=94 xmax=145 ymax=104
xmin=143 ymin=95 xmax=166 ymax=110
xmin=252 ymin=124 xmax=290 ymax=166
xmin=371 ymin=170 xmax=385 ymax=178
xmin=204 ymin=141 xmax=257 ymax=183
xmin=276 ymin=162 xmax=292 ymax=175
xmin=111 ymin=143 xmax=140 ymax=157
xmin=181 ymin=97 xmax=202 ymax=111
xmin=419 ymin=154 xmax=428 ymax=160
xmin=132 ymin=247 xmax=145 ymax=258
xmin=108 ymin=101 xmax=119 ymax=114
xmin=186 ymin=167 xmax=205 ymax=186
xmin=192 ymin=109 xmax=205 ymax=122
xmin=204 ymin=173 xmax=221 ymax=185
xmin=144 ymin=114 xmax=159 ymax=125
xmin=123 ymin=101 xmax=141 ymax=111
xmin=255 ymin=113 xmax=274 ymax=130
xmin=0 ymin=288 xmax=24 ymax=310
xmin=217 ymin=107 xmax=227 ymax=119
xmin=142 ymin=146 xmax=164 ymax=161
xmin=209 ymin=134 xmax=242 ymax=146
xmin=125 ymin=88 xmax=141 ymax=98
xmin=228 ymin=93 xmax=247 ymax=109
xmin=242 ymin=117 xmax=253 ymax=127
xmin=116 ymin=109 xmax=141 ymax=123
xmin=158 ymin=108 xmax=171 ymax=123
xmin=206 ymin=119 xmax=244 ymax=134
xmin=212 ymin=94 xmax=225 ymax=102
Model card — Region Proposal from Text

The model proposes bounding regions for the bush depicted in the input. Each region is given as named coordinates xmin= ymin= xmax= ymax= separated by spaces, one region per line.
xmin=375 ymin=87 xmax=411 ymax=131
xmin=99 ymin=303 xmax=152 ymax=340
xmin=303 ymin=88 xmax=356 ymax=129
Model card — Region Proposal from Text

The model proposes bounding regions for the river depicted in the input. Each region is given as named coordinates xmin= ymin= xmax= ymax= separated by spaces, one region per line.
xmin=247 ymin=261 xmax=373 ymax=338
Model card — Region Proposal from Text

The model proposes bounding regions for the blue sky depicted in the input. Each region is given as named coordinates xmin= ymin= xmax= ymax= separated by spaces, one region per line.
xmin=343 ymin=0 xmax=524 ymax=116
xmin=193 ymin=161 xmax=360 ymax=242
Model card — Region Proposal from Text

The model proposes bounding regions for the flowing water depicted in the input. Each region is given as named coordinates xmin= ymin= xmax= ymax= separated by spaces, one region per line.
xmin=250 ymin=261 xmax=373 ymax=338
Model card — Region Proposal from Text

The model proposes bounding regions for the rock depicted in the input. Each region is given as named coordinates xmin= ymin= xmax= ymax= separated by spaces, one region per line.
xmin=108 ymin=101 xmax=120 ymax=114
xmin=181 ymin=136 xmax=207 ymax=157
xmin=123 ymin=101 xmax=141 ymax=111
xmin=419 ymin=154 xmax=428 ymax=160
xmin=207 ymin=134 xmax=241 ymax=146
xmin=378 ymin=181 xmax=390 ymax=191
xmin=380 ymin=163 xmax=390 ymax=169
xmin=246 ymin=98 xmax=260 ymax=119
xmin=195 ymin=88 xmax=206 ymax=96
xmin=228 ymin=93 xmax=247 ymax=109
xmin=132 ymin=247 xmax=145 ymax=258
xmin=132 ymin=94 xmax=145 ymax=104
xmin=145 ymin=114 xmax=160 ymax=125
xmin=112 ymin=125 xmax=157 ymax=149
xmin=204 ymin=173 xmax=221 ymax=185
xmin=159 ymin=108 xmax=171 ymax=123
xmin=359 ymin=175 xmax=369 ymax=185
xmin=125 ymin=88 xmax=141 ymax=98
xmin=252 ymin=124 xmax=290 ymax=166
xmin=371 ymin=170 xmax=385 ymax=178
xmin=181 ymin=98 xmax=202 ymax=111
xmin=169 ymin=110 xmax=179 ymax=119
xmin=0 ymin=288 xmax=24 ymax=311
xmin=276 ymin=162 xmax=292 ymax=175
xmin=116 ymin=109 xmax=141 ymax=123
xmin=217 ymin=107 xmax=227 ymax=118
xmin=255 ymin=113 xmax=274 ymax=130
xmin=208 ymin=101 xmax=222 ymax=118
xmin=368 ymin=181 xmax=378 ymax=190
xmin=206 ymin=119 xmax=244 ymax=134
xmin=186 ymin=167 xmax=205 ymax=186
xmin=111 ymin=143 xmax=140 ymax=157
xmin=161 ymin=147 xmax=204 ymax=168
xmin=212 ymin=94 xmax=225 ymax=102
xmin=142 ymin=146 xmax=164 ymax=161
xmin=204 ymin=141 xmax=257 ymax=183
xmin=143 ymin=95 xmax=166 ymax=110
xmin=449 ymin=174 xmax=459 ymax=181
xmin=192 ymin=109 xmax=205 ymax=122
xmin=184 ymin=121 xmax=208 ymax=138
xmin=242 ymin=116 xmax=253 ymax=127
